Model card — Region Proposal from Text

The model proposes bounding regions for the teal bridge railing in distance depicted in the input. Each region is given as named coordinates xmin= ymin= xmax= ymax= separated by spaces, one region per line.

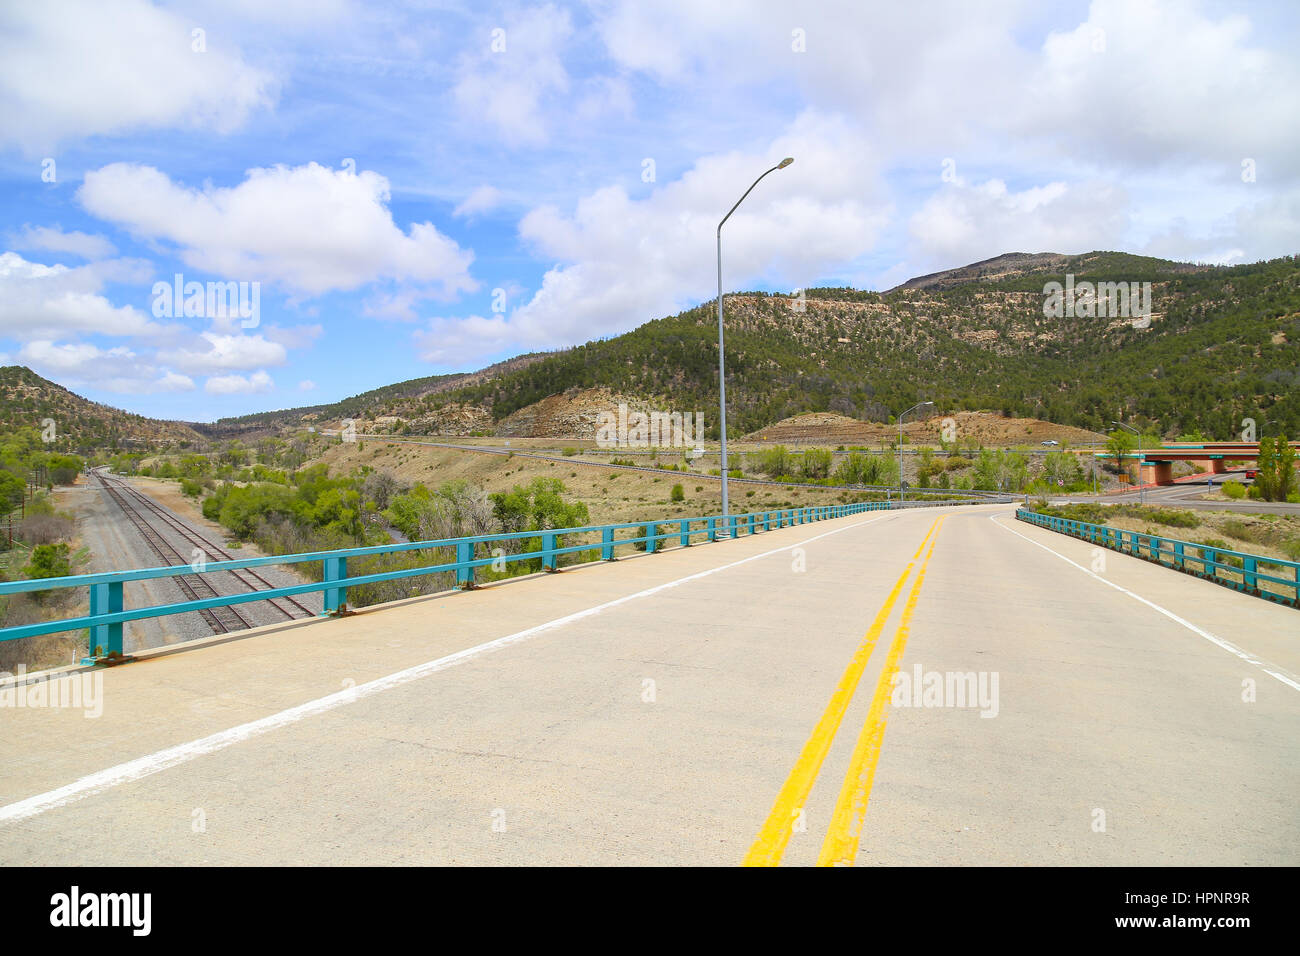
xmin=1 ymin=497 xmax=1010 ymax=659
xmin=1016 ymin=509 xmax=1300 ymax=608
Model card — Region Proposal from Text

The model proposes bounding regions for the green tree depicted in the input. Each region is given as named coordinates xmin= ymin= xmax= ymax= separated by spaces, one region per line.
xmin=25 ymin=542 xmax=71 ymax=580
xmin=801 ymin=447 xmax=832 ymax=480
xmin=0 ymin=470 xmax=24 ymax=509
xmin=1254 ymin=436 xmax=1297 ymax=502
xmin=1106 ymin=429 xmax=1136 ymax=479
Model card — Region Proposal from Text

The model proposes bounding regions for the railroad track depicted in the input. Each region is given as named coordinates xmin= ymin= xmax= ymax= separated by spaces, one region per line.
xmin=91 ymin=469 xmax=315 ymax=634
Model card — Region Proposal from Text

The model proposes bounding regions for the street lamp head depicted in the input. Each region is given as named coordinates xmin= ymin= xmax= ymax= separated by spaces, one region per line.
xmin=777 ymin=157 xmax=794 ymax=169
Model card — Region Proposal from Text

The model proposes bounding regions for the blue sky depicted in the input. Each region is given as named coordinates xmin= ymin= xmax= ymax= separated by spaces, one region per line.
xmin=1 ymin=0 xmax=1297 ymax=421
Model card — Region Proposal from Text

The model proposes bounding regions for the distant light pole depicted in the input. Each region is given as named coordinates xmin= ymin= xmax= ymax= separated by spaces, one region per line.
xmin=898 ymin=401 xmax=933 ymax=500
xmin=717 ymin=157 xmax=793 ymax=534
xmin=1111 ymin=420 xmax=1143 ymax=504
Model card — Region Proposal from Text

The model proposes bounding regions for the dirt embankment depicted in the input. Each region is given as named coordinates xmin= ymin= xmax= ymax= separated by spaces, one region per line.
xmin=495 ymin=388 xmax=666 ymax=439
xmin=744 ymin=410 xmax=1106 ymax=446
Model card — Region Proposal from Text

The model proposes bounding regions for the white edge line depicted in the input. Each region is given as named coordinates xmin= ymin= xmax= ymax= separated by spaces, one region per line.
xmin=990 ymin=511 xmax=1300 ymax=693
xmin=0 ymin=511 xmax=894 ymax=825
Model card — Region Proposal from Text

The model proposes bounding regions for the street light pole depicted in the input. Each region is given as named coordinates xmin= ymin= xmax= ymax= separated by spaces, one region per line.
xmin=1111 ymin=420 xmax=1143 ymax=504
xmin=897 ymin=401 xmax=933 ymax=501
xmin=717 ymin=157 xmax=793 ymax=534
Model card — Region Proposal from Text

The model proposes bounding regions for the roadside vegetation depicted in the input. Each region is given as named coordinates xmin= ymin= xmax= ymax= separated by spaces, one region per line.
xmin=1031 ymin=501 xmax=1300 ymax=563
xmin=0 ymin=428 xmax=89 ymax=668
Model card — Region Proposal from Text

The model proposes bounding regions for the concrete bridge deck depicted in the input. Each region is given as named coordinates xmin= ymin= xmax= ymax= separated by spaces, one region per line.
xmin=1 ymin=503 xmax=1296 ymax=866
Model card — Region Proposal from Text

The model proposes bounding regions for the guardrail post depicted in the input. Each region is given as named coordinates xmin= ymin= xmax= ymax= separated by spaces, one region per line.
xmin=323 ymin=555 xmax=348 ymax=614
xmin=729 ymin=514 xmax=738 ymax=538
xmin=645 ymin=522 xmax=657 ymax=554
xmin=456 ymin=540 xmax=475 ymax=589
xmin=602 ymin=527 xmax=616 ymax=560
xmin=747 ymin=513 xmax=755 ymax=535
xmin=707 ymin=517 xmax=717 ymax=542
xmin=543 ymin=532 xmax=559 ymax=570
xmin=88 ymin=580 xmax=123 ymax=656
xmin=679 ymin=520 xmax=690 ymax=547
xmin=1173 ymin=541 xmax=1185 ymax=569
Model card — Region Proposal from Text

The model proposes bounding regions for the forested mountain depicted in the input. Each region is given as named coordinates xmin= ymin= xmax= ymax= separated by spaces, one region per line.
xmin=407 ymin=252 xmax=1300 ymax=440
xmin=0 ymin=366 xmax=204 ymax=451
xmin=202 ymin=352 xmax=553 ymax=436
xmin=8 ymin=251 xmax=1298 ymax=446
xmin=889 ymin=250 xmax=1211 ymax=291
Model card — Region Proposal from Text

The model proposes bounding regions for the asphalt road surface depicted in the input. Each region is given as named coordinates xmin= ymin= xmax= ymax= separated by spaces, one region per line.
xmin=1 ymin=503 xmax=1295 ymax=865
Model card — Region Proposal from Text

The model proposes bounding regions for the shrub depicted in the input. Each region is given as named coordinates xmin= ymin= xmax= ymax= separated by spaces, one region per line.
xmin=1147 ymin=509 xmax=1198 ymax=529
xmin=562 ymin=447 xmax=579 ymax=456
xmin=1220 ymin=518 xmax=1252 ymax=541
xmin=670 ymin=483 xmax=685 ymax=502
xmin=24 ymin=542 xmax=71 ymax=580
xmin=1221 ymin=480 xmax=1246 ymax=499
xmin=17 ymin=510 xmax=75 ymax=546
xmin=748 ymin=445 xmax=791 ymax=477
xmin=801 ymin=448 xmax=833 ymax=480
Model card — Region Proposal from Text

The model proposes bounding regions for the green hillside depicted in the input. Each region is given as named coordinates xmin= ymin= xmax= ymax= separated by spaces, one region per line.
xmin=406 ymin=252 xmax=1300 ymax=440
xmin=0 ymin=366 xmax=203 ymax=451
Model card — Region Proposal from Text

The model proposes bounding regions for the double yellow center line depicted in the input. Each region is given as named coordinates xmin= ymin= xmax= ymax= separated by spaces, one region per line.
xmin=742 ymin=515 xmax=944 ymax=867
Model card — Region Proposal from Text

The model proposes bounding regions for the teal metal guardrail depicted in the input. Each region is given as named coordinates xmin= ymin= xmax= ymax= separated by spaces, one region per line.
xmin=0 ymin=497 xmax=1006 ymax=658
xmin=1016 ymin=509 xmax=1300 ymax=608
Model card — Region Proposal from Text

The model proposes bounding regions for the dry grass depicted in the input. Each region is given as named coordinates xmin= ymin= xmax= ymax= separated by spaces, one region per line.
xmin=320 ymin=439 xmax=870 ymax=527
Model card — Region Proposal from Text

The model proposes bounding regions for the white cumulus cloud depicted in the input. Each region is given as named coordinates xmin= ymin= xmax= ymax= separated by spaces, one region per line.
xmin=10 ymin=225 xmax=116 ymax=260
xmin=415 ymin=111 xmax=890 ymax=366
xmin=0 ymin=252 xmax=161 ymax=341
xmin=908 ymin=178 xmax=1129 ymax=269
xmin=453 ymin=185 xmax=505 ymax=219
xmin=0 ymin=0 xmax=276 ymax=154
xmin=205 ymin=370 xmax=274 ymax=395
xmin=158 ymin=331 xmax=288 ymax=374
xmin=452 ymin=4 xmax=572 ymax=146
xmin=78 ymin=161 xmax=477 ymax=297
